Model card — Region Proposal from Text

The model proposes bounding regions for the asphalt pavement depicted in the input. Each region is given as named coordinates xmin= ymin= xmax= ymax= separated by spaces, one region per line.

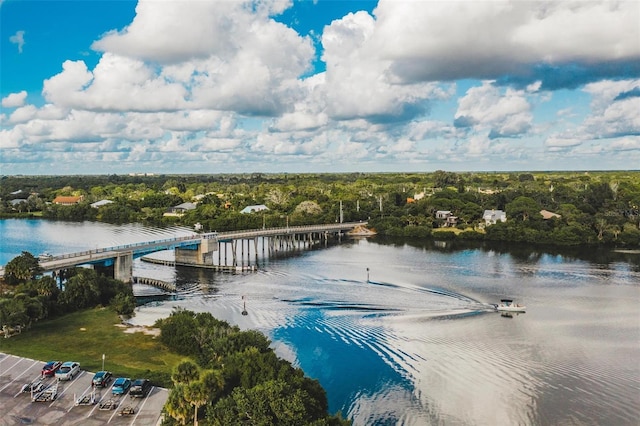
xmin=0 ymin=352 xmax=168 ymax=425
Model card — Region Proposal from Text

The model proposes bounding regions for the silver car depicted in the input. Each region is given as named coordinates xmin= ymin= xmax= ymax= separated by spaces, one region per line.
xmin=55 ymin=361 xmax=80 ymax=381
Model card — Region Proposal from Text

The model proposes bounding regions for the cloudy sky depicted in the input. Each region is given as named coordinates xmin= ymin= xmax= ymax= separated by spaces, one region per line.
xmin=1 ymin=0 xmax=639 ymax=175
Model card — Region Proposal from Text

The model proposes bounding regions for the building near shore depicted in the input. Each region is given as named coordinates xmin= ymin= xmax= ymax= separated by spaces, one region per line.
xmin=52 ymin=195 xmax=83 ymax=205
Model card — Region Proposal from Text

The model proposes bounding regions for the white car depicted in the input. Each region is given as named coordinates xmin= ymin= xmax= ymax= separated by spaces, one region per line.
xmin=55 ymin=361 xmax=80 ymax=381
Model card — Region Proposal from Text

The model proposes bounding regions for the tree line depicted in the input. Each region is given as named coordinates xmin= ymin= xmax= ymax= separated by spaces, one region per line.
xmin=1 ymin=171 xmax=639 ymax=246
xmin=158 ymin=309 xmax=350 ymax=425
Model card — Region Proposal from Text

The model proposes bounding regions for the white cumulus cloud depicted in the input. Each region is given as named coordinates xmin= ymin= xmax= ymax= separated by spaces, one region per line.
xmin=454 ymin=82 xmax=533 ymax=138
xmin=43 ymin=54 xmax=188 ymax=112
xmin=370 ymin=0 xmax=639 ymax=84
xmin=2 ymin=0 xmax=639 ymax=173
xmin=2 ymin=91 xmax=28 ymax=108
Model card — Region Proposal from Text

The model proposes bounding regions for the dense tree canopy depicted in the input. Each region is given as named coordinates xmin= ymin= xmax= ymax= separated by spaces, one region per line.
xmin=0 ymin=257 xmax=134 ymax=330
xmin=3 ymin=251 xmax=43 ymax=285
xmin=157 ymin=309 xmax=350 ymax=426
xmin=1 ymin=172 xmax=638 ymax=247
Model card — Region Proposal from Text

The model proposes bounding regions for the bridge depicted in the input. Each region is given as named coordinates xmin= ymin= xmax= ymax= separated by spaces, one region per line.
xmin=35 ymin=222 xmax=368 ymax=283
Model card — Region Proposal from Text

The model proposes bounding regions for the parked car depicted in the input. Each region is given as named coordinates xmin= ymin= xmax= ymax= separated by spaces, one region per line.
xmin=55 ymin=361 xmax=80 ymax=381
xmin=92 ymin=371 xmax=113 ymax=387
xmin=112 ymin=377 xmax=131 ymax=396
xmin=41 ymin=361 xmax=62 ymax=377
xmin=129 ymin=378 xmax=151 ymax=398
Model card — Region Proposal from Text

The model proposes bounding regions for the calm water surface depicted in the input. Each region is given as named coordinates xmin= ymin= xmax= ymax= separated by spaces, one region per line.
xmin=1 ymin=219 xmax=639 ymax=425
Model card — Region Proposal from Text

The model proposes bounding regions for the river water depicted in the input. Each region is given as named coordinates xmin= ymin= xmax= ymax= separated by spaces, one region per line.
xmin=1 ymin=218 xmax=639 ymax=425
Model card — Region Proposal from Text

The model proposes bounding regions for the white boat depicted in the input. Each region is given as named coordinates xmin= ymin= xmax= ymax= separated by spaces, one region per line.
xmin=494 ymin=299 xmax=526 ymax=313
xmin=38 ymin=252 xmax=53 ymax=261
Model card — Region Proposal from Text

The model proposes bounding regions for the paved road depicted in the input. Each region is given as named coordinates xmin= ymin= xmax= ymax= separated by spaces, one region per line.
xmin=0 ymin=353 xmax=168 ymax=426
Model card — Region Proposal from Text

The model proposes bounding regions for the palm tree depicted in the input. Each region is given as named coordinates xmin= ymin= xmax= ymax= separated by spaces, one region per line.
xmin=165 ymin=385 xmax=191 ymax=425
xmin=185 ymin=381 xmax=208 ymax=426
xmin=172 ymin=360 xmax=199 ymax=385
xmin=201 ymin=369 xmax=225 ymax=403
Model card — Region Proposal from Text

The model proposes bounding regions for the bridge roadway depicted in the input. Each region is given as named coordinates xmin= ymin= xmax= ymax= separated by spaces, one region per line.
xmin=34 ymin=222 xmax=366 ymax=275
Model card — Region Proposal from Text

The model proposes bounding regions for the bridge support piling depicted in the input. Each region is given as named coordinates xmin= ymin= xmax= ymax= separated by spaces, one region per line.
xmin=114 ymin=251 xmax=134 ymax=283
xmin=254 ymin=238 xmax=259 ymax=266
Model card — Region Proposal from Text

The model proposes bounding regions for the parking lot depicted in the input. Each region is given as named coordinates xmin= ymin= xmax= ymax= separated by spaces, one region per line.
xmin=0 ymin=353 xmax=168 ymax=425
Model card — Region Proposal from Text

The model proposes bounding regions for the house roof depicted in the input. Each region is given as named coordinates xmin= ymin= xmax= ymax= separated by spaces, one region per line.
xmin=540 ymin=209 xmax=561 ymax=219
xmin=91 ymin=199 xmax=113 ymax=208
xmin=174 ymin=202 xmax=197 ymax=210
xmin=483 ymin=210 xmax=506 ymax=222
xmin=240 ymin=204 xmax=269 ymax=214
xmin=53 ymin=195 xmax=83 ymax=204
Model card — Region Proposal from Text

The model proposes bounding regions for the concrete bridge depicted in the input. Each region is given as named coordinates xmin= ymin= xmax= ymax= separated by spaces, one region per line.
xmin=36 ymin=222 xmax=368 ymax=282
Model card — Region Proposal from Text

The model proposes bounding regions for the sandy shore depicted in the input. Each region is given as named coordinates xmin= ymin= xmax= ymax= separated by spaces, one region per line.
xmin=115 ymin=322 xmax=161 ymax=336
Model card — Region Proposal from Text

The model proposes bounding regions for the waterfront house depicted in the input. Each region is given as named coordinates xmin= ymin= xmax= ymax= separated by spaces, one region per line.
xmin=483 ymin=209 xmax=507 ymax=225
xmin=435 ymin=210 xmax=458 ymax=227
xmin=91 ymin=199 xmax=113 ymax=208
xmin=164 ymin=202 xmax=197 ymax=217
xmin=52 ymin=195 xmax=83 ymax=205
xmin=240 ymin=204 xmax=269 ymax=214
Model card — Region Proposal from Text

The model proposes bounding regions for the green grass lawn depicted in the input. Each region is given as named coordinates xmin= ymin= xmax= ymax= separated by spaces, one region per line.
xmin=0 ymin=307 xmax=183 ymax=387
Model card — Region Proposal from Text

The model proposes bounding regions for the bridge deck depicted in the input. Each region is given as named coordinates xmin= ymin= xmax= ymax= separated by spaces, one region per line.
xmin=31 ymin=222 xmax=367 ymax=273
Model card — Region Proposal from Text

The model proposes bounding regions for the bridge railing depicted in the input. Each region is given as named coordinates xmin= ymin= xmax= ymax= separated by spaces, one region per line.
xmin=44 ymin=234 xmax=202 ymax=262
xmin=207 ymin=222 xmax=367 ymax=240
xmin=38 ymin=222 xmax=367 ymax=262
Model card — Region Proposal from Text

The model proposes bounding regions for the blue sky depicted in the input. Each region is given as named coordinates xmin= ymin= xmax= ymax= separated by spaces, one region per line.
xmin=1 ymin=0 xmax=639 ymax=175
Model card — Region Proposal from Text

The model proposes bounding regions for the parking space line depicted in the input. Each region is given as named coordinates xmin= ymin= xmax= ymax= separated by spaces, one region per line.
xmin=50 ymin=370 xmax=86 ymax=408
xmin=87 ymin=383 xmax=115 ymax=417
xmin=129 ymin=387 xmax=154 ymax=425
xmin=0 ymin=353 xmax=19 ymax=366
xmin=14 ymin=374 xmax=49 ymax=398
xmin=68 ymin=382 xmax=95 ymax=412
xmin=2 ymin=355 xmax=168 ymax=425
xmin=0 ymin=360 xmax=40 ymax=393
xmin=107 ymin=395 xmax=127 ymax=423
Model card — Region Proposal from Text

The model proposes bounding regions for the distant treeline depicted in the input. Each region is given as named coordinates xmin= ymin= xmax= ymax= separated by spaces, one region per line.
xmin=1 ymin=171 xmax=639 ymax=246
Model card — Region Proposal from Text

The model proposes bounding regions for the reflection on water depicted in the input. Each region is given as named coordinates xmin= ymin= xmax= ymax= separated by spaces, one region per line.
xmin=0 ymin=218 xmax=195 ymax=265
xmin=131 ymin=238 xmax=640 ymax=426
xmin=2 ymin=220 xmax=639 ymax=425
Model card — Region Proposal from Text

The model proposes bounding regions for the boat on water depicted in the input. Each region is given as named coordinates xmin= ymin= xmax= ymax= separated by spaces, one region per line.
xmin=38 ymin=252 xmax=53 ymax=261
xmin=493 ymin=299 xmax=526 ymax=313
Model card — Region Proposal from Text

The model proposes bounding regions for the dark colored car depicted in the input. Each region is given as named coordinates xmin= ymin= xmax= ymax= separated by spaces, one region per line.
xmin=41 ymin=361 xmax=62 ymax=377
xmin=92 ymin=371 xmax=113 ymax=387
xmin=129 ymin=379 xmax=151 ymax=398
xmin=112 ymin=377 xmax=131 ymax=396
